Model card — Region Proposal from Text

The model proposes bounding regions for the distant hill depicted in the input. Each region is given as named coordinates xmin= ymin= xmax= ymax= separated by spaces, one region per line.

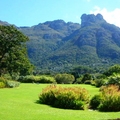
xmin=18 ymin=20 xmax=81 ymax=72
xmin=1 ymin=14 xmax=120 ymax=73
xmin=0 ymin=20 xmax=10 ymax=26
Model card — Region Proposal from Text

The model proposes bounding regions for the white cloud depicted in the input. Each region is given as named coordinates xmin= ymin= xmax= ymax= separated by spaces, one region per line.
xmin=90 ymin=6 xmax=120 ymax=27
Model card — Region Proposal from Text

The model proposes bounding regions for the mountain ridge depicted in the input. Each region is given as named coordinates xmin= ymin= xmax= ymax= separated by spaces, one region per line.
xmin=1 ymin=13 xmax=120 ymax=73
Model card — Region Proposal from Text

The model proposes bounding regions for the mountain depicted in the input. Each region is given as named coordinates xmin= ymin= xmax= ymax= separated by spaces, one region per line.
xmin=47 ymin=13 xmax=120 ymax=72
xmin=1 ymin=13 xmax=120 ymax=73
xmin=18 ymin=20 xmax=81 ymax=72
xmin=0 ymin=20 xmax=10 ymax=26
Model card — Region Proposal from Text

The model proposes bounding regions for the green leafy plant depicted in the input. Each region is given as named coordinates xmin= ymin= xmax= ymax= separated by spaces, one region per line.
xmin=55 ymin=73 xmax=75 ymax=84
xmin=94 ymin=79 xmax=106 ymax=87
xmin=19 ymin=75 xmax=55 ymax=83
xmin=91 ymin=85 xmax=120 ymax=112
xmin=39 ymin=85 xmax=89 ymax=110
xmin=0 ymin=82 xmax=6 ymax=88
xmin=0 ymin=77 xmax=7 ymax=88
xmin=107 ymin=74 xmax=120 ymax=88
xmin=81 ymin=73 xmax=92 ymax=83
xmin=90 ymin=94 xmax=102 ymax=109
xmin=0 ymin=77 xmax=20 ymax=88
xmin=6 ymin=80 xmax=20 ymax=88
xmin=98 ymin=85 xmax=120 ymax=112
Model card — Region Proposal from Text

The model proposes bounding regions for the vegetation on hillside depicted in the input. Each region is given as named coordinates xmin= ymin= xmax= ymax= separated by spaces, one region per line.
xmin=18 ymin=14 xmax=120 ymax=73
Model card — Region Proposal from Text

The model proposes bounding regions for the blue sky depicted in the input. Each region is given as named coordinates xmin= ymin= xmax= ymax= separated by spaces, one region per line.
xmin=0 ymin=0 xmax=120 ymax=27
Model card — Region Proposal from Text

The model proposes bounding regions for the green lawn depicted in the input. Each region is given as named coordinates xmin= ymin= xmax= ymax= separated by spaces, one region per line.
xmin=0 ymin=83 xmax=120 ymax=120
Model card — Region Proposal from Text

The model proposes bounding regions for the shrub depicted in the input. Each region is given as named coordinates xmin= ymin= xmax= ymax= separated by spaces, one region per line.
xmin=0 ymin=82 xmax=6 ymax=88
xmin=90 ymin=80 xmax=96 ymax=86
xmin=19 ymin=75 xmax=56 ymax=83
xmin=107 ymin=74 xmax=120 ymax=88
xmin=35 ymin=76 xmax=56 ymax=83
xmin=98 ymin=85 xmax=120 ymax=112
xmin=0 ymin=77 xmax=7 ymax=88
xmin=55 ymin=73 xmax=75 ymax=84
xmin=104 ymin=64 xmax=120 ymax=76
xmin=18 ymin=75 xmax=35 ymax=83
xmin=0 ymin=77 xmax=20 ymax=88
xmin=6 ymin=80 xmax=20 ymax=88
xmin=94 ymin=79 xmax=106 ymax=87
xmin=90 ymin=94 xmax=102 ymax=109
xmin=90 ymin=85 xmax=120 ymax=111
xmin=81 ymin=73 xmax=92 ymax=83
xmin=75 ymin=77 xmax=82 ymax=84
xmin=39 ymin=85 xmax=89 ymax=110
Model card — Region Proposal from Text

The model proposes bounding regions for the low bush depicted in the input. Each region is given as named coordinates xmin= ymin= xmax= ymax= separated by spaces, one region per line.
xmin=0 ymin=77 xmax=7 ymax=88
xmin=75 ymin=77 xmax=82 ymax=84
xmin=18 ymin=75 xmax=56 ymax=83
xmin=18 ymin=75 xmax=35 ymax=83
xmin=90 ymin=85 xmax=120 ymax=112
xmin=81 ymin=73 xmax=92 ymax=83
xmin=0 ymin=77 xmax=20 ymax=88
xmin=39 ymin=85 xmax=89 ymax=110
xmin=0 ymin=82 xmax=6 ymax=88
xmin=107 ymin=74 xmax=120 ymax=88
xmin=6 ymin=80 xmax=20 ymax=88
xmin=55 ymin=73 xmax=75 ymax=84
xmin=35 ymin=76 xmax=56 ymax=83
xmin=94 ymin=79 xmax=106 ymax=87
xmin=89 ymin=94 xmax=102 ymax=109
xmin=98 ymin=85 xmax=120 ymax=112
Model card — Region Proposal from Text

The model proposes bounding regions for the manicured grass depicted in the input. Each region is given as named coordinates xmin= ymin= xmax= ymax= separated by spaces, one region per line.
xmin=0 ymin=83 xmax=120 ymax=120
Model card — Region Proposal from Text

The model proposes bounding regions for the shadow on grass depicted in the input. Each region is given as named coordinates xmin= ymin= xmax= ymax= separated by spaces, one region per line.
xmin=35 ymin=100 xmax=41 ymax=104
xmin=108 ymin=118 xmax=120 ymax=120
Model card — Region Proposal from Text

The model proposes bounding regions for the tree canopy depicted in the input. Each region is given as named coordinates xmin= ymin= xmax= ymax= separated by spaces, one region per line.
xmin=0 ymin=25 xmax=33 ymax=77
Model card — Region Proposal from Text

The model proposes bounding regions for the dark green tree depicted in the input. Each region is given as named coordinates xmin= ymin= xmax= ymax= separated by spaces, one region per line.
xmin=0 ymin=25 xmax=33 ymax=77
xmin=81 ymin=73 xmax=92 ymax=83
xmin=104 ymin=64 xmax=120 ymax=76
xmin=71 ymin=66 xmax=94 ymax=79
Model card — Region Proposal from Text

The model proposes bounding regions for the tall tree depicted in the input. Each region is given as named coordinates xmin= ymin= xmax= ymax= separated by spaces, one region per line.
xmin=0 ymin=25 xmax=33 ymax=77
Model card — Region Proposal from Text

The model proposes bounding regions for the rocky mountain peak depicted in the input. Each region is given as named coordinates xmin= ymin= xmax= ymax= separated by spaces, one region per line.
xmin=81 ymin=13 xmax=105 ymax=27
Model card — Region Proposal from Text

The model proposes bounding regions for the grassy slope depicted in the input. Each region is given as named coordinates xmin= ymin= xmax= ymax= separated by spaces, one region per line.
xmin=0 ymin=84 xmax=120 ymax=120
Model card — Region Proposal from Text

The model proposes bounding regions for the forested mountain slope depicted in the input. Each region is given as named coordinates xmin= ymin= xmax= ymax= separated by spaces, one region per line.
xmin=1 ymin=13 xmax=120 ymax=73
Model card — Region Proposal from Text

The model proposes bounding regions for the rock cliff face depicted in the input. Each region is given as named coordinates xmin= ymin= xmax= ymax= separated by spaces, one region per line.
xmin=81 ymin=13 xmax=106 ymax=27
xmin=67 ymin=13 xmax=120 ymax=59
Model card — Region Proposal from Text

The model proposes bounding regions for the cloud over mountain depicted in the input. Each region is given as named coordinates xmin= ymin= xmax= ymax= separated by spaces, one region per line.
xmin=90 ymin=6 xmax=120 ymax=27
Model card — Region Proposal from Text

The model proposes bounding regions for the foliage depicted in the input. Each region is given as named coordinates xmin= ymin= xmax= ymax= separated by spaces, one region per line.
xmin=20 ymin=14 xmax=120 ymax=73
xmin=18 ymin=75 xmax=55 ymax=83
xmin=91 ymin=85 xmax=120 ymax=112
xmin=6 ymin=80 xmax=20 ymax=88
xmin=0 ymin=25 xmax=33 ymax=77
xmin=0 ymin=81 xmax=6 ymax=88
xmin=94 ymin=79 xmax=106 ymax=87
xmin=0 ymin=77 xmax=7 ymax=88
xmin=36 ymin=76 xmax=56 ymax=83
xmin=89 ymin=94 xmax=102 ymax=109
xmin=39 ymin=85 xmax=89 ymax=110
xmin=75 ymin=77 xmax=83 ymax=84
xmin=104 ymin=64 xmax=120 ymax=76
xmin=81 ymin=73 xmax=92 ymax=83
xmin=98 ymin=85 xmax=120 ymax=112
xmin=107 ymin=74 xmax=120 ymax=87
xmin=71 ymin=66 xmax=94 ymax=79
xmin=55 ymin=73 xmax=75 ymax=84
xmin=0 ymin=77 xmax=20 ymax=88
